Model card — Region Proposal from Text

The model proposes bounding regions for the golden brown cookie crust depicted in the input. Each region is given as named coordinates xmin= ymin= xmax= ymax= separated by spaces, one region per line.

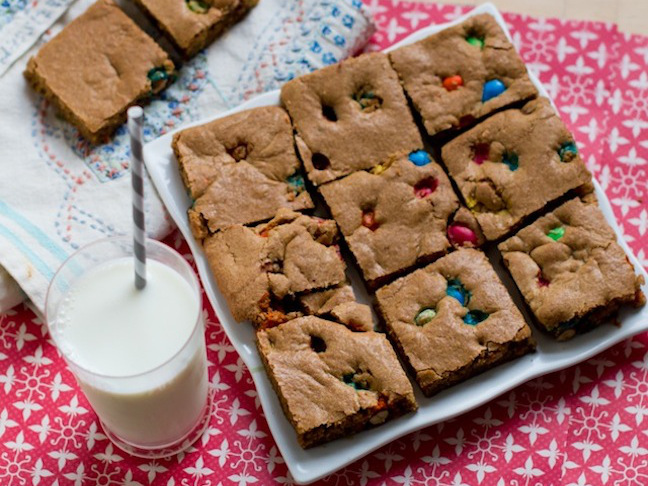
xmin=24 ymin=0 xmax=174 ymax=144
xmin=320 ymin=154 xmax=459 ymax=287
xmin=203 ymin=209 xmax=346 ymax=326
xmin=257 ymin=316 xmax=417 ymax=448
xmin=281 ymin=52 xmax=423 ymax=186
xmin=389 ymin=13 xmax=538 ymax=136
xmin=173 ymin=106 xmax=306 ymax=200
xmin=441 ymin=98 xmax=592 ymax=241
xmin=375 ymin=249 xmax=534 ymax=396
xmin=173 ymin=106 xmax=314 ymax=238
xmin=498 ymin=197 xmax=646 ymax=339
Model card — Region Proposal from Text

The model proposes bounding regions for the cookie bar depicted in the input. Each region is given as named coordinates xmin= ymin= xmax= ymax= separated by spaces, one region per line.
xmin=172 ymin=106 xmax=313 ymax=239
xmin=441 ymin=98 xmax=593 ymax=241
xmin=203 ymin=209 xmax=347 ymax=328
xmin=281 ymin=52 xmax=423 ymax=186
xmin=24 ymin=0 xmax=175 ymax=145
xmin=389 ymin=13 xmax=538 ymax=137
xmin=257 ymin=316 xmax=417 ymax=448
xmin=498 ymin=197 xmax=646 ymax=340
xmin=320 ymin=151 xmax=483 ymax=288
xmin=375 ymin=249 xmax=534 ymax=396
xmin=134 ymin=0 xmax=258 ymax=58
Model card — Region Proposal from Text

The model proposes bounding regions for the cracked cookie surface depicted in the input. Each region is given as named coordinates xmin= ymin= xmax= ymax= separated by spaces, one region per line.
xmin=203 ymin=209 xmax=346 ymax=327
xmin=441 ymin=98 xmax=593 ymax=241
xmin=280 ymin=52 xmax=422 ymax=186
xmin=173 ymin=106 xmax=313 ymax=238
xmin=256 ymin=316 xmax=417 ymax=448
xmin=320 ymin=154 xmax=461 ymax=287
xmin=389 ymin=13 xmax=538 ymax=137
xmin=498 ymin=197 xmax=646 ymax=340
xmin=298 ymin=283 xmax=374 ymax=332
xmin=375 ymin=249 xmax=534 ymax=396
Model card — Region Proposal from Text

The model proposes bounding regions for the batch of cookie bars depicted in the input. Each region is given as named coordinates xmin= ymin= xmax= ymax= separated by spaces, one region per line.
xmin=26 ymin=1 xmax=645 ymax=449
xmin=24 ymin=0 xmax=258 ymax=144
xmin=171 ymin=12 xmax=647 ymax=448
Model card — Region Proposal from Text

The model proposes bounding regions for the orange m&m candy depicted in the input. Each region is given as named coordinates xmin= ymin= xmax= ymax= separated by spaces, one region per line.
xmin=443 ymin=75 xmax=463 ymax=91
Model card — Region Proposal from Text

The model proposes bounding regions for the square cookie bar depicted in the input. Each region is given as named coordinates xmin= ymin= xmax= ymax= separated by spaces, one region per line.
xmin=375 ymin=249 xmax=534 ymax=396
xmin=204 ymin=209 xmax=347 ymax=328
xmin=441 ymin=98 xmax=592 ymax=241
xmin=499 ymin=197 xmax=646 ymax=341
xmin=281 ymin=52 xmax=423 ymax=186
xmin=257 ymin=316 xmax=417 ymax=448
xmin=135 ymin=0 xmax=257 ymax=58
xmin=320 ymin=151 xmax=483 ymax=288
xmin=24 ymin=0 xmax=174 ymax=144
xmin=389 ymin=13 xmax=537 ymax=137
xmin=173 ymin=106 xmax=313 ymax=239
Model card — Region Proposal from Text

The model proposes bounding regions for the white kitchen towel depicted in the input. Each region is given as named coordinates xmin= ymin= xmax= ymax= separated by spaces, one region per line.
xmin=0 ymin=0 xmax=374 ymax=314
xmin=0 ymin=0 xmax=75 ymax=77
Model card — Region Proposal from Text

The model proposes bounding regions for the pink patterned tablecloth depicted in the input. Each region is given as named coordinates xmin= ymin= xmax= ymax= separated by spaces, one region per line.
xmin=2 ymin=2 xmax=648 ymax=485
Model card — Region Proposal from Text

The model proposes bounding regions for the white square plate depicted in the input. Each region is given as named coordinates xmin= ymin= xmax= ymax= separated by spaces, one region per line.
xmin=143 ymin=4 xmax=648 ymax=483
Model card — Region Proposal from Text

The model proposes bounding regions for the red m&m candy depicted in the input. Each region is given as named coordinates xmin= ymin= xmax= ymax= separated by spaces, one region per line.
xmin=447 ymin=223 xmax=478 ymax=247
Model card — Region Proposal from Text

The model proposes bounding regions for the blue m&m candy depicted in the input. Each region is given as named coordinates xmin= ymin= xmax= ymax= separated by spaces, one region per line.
xmin=343 ymin=373 xmax=369 ymax=390
xmin=408 ymin=150 xmax=431 ymax=166
xmin=147 ymin=67 xmax=170 ymax=84
xmin=502 ymin=152 xmax=519 ymax=171
xmin=463 ymin=310 xmax=489 ymax=325
xmin=446 ymin=279 xmax=470 ymax=306
xmin=482 ymin=79 xmax=506 ymax=102
xmin=558 ymin=141 xmax=578 ymax=162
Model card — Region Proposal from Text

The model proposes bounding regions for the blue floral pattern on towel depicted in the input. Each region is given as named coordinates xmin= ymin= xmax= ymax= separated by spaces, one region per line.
xmin=229 ymin=0 xmax=372 ymax=105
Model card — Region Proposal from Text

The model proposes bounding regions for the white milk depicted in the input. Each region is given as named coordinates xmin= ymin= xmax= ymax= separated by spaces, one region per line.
xmin=53 ymin=258 xmax=208 ymax=447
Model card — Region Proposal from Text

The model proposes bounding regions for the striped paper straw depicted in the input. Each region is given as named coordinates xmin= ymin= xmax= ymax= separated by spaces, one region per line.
xmin=128 ymin=106 xmax=146 ymax=290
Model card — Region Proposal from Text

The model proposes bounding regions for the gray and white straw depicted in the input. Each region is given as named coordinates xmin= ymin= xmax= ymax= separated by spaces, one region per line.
xmin=128 ymin=106 xmax=147 ymax=290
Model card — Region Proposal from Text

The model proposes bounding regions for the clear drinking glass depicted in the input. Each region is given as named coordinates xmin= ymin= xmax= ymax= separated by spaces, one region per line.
xmin=45 ymin=236 xmax=210 ymax=458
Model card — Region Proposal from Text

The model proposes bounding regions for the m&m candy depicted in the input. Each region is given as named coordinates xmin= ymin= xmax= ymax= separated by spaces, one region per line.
xmin=472 ymin=143 xmax=490 ymax=165
xmin=408 ymin=150 xmax=431 ymax=166
xmin=414 ymin=177 xmax=439 ymax=198
xmin=463 ymin=310 xmax=489 ymax=325
xmin=537 ymin=270 xmax=550 ymax=287
xmin=558 ymin=141 xmax=578 ymax=162
xmin=286 ymin=173 xmax=305 ymax=193
xmin=466 ymin=36 xmax=484 ymax=49
xmin=186 ymin=0 xmax=209 ymax=13
xmin=547 ymin=226 xmax=565 ymax=241
xmin=443 ymin=75 xmax=463 ymax=91
xmin=447 ymin=223 xmax=478 ymax=247
xmin=446 ymin=279 xmax=470 ymax=306
xmin=371 ymin=163 xmax=388 ymax=175
xmin=361 ymin=209 xmax=379 ymax=231
xmin=415 ymin=308 xmax=437 ymax=326
xmin=482 ymin=79 xmax=506 ymax=102
xmin=502 ymin=152 xmax=519 ymax=171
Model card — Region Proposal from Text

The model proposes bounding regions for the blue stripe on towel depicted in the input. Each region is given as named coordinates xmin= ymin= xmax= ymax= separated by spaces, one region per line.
xmin=0 ymin=199 xmax=69 ymax=263
xmin=0 ymin=223 xmax=54 ymax=279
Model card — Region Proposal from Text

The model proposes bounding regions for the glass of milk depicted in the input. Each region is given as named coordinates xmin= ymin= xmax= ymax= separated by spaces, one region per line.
xmin=45 ymin=236 xmax=210 ymax=458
